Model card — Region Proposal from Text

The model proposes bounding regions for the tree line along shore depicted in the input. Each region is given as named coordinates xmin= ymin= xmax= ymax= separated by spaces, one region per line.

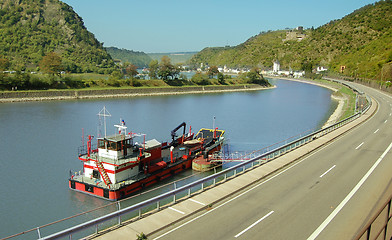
xmin=0 ymin=84 xmax=271 ymax=103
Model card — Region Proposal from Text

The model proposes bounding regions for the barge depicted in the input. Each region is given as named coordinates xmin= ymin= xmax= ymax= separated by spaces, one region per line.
xmin=69 ymin=110 xmax=225 ymax=201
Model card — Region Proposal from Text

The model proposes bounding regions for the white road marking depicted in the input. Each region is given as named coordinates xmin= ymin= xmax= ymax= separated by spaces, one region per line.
xmin=374 ymin=129 xmax=379 ymax=134
xmin=308 ymin=142 xmax=392 ymax=240
xmin=153 ymin=150 xmax=310 ymax=240
xmin=320 ymin=165 xmax=336 ymax=178
xmin=169 ymin=207 xmax=185 ymax=215
xmin=234 ymin=211 xmax=274 ymax=238
xmin=355 ymin=142 xmax=364 ymax=150
xmin=189 ymin=198 xmax=206 ymax=206
xmin=153 ymin=134 xmax=375 ymax=240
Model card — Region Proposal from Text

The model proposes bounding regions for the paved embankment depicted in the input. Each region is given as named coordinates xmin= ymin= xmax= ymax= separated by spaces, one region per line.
xmin=90 ymin=95 xmax=377 ymax=239
xmin=0 ymin=85 xmax=271 ymax=103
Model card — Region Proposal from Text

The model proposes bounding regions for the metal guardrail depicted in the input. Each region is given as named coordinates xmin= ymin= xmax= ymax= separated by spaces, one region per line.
xmin=354 ymin=192 xmax=392 ymax=240
xmin=39 ymin=83 xmax=371 ymax=240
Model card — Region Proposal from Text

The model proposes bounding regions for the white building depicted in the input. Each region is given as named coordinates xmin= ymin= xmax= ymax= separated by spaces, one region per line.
xmin=273 ymin=60 xmax=280 ymax=73
xmin=316 ymin=66 xmax=328 ymax=72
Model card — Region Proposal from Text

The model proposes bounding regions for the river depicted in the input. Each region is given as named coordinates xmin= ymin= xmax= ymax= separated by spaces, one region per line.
xmin=0 ymin=78 xmax=337 ymax=238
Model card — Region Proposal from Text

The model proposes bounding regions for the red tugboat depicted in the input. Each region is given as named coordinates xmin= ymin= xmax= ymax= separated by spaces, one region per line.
xmin=69 ymin=108 xmax=225 ymax=201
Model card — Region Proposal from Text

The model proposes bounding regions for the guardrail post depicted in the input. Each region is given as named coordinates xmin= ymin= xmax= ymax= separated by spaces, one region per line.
xmin=201 ymin=182 xmax=204 ymax=191
xmin=384 ymin=199 xmax=392 ymax=240
xmin=117 ymin=202 xmax=121 ymax=225
xmin=95 ymin=224 xmax=98 ymax=234
xmin=139 ymin=208 xmax=142 ymax=218
xmin=188 ymin=188 xmax=191 ymax=197
xmin=157 ymin=200 xmax=161 ymax=210
xmin=366 ymin=225 xmax=371 ymax=240
xmin=213 ymin=177 xmax=216 ymax=186
xmin=36 ymin=227 xmax=41 ymax=239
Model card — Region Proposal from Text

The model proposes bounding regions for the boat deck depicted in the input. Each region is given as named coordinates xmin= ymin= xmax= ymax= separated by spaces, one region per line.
xmin=72 ymin=143 xmax=198 ymax=190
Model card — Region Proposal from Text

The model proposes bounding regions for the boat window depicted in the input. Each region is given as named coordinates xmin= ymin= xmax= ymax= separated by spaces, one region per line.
xmin=92 ymin=170 xmax=100 ymax=179
xmin=108 ymin=141 xmax=118 ymax=151
xmin=98 ymin=139 xmax=105 ymax=149
xmin=123 ymin=139 xmax=131 ymax=148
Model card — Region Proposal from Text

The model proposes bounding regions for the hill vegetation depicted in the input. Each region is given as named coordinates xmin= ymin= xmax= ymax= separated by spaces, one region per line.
xmin=0 ymin=0 xmax=115 ymax=73
xmin=105 ymin=47 xmax=152 ymax=68
xmin=149 ymin=52 xmax=197 ymax=65
xmin=190 ymin=0 xmax=392 ymax=81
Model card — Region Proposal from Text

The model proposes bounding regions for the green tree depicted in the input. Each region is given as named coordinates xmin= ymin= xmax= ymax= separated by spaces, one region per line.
xmin=217 ymin=72 xmax=225 ymax=84
xmin=301 ymin=59 xmax=313 ymax=74
xmin=109 ymin=70 xmax=123 ymax=80
xmin=381 ymin=62 xmax=392 ymax=82
xmin=158 ymin=56 xmax=174 ymax=80
xmin=148 ymin=59 xmax=158 ymax=79
xmin=39 ymin=52 xmax=63 ymax=76
xmin=245 ymin=67 xmax=269 ymax=85
xmin=125 ymin=63 xmax=138 ymax=77
xmin=0 ymin=56 xmax=10 ymax=71
xmin=191 ymin=72 xmax=210 ymax=85
xmin=173 ymin=64 xmax=182 ymax=79
xmin=107 ymin=70 xmax=123 ymax=87
xmin=207 ymin=65 xmax=219 ymax=78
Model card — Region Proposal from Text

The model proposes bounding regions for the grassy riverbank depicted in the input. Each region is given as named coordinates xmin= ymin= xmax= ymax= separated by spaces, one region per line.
xmin=317 ymin=79 xmax=357 ymax=120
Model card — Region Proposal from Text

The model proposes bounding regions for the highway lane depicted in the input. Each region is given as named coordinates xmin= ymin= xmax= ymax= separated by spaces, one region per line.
xmin=150 ymin=82 xmax=392 ymax=240
xmin=312 ymin=84 xmax=392 ymax=239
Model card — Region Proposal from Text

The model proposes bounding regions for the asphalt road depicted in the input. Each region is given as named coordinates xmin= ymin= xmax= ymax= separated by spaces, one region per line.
xmin=150 ymin=82 xmax=392 ymax=240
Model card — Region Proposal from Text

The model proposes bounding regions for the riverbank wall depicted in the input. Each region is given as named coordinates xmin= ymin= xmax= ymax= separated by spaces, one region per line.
xmin=0 ymin=84 xmax=270 ymax=103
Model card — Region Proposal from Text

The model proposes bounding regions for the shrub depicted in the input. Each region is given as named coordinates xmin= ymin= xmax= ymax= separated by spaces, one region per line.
xmin=191 ymin=72 xmax=210 ymax=85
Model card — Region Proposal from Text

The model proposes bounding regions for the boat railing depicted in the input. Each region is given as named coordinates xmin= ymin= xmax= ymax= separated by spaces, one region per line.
xmin=77 ymin=142 xmax=97 ymax=157
xmin=38 ymin=90 xmax=371 ymax=240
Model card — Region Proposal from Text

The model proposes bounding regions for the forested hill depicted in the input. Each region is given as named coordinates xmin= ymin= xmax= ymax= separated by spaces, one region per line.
xmin=190 ymin=0 xmax=392 ymax=81
xmin=0 ymin=0 xmax=115 ymax=73
xmin=105 ymin=47 xmax=152 ymax=68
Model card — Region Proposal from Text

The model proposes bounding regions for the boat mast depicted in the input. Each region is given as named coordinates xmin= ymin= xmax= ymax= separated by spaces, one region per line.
xmin=98 ymin=106 xmax=112 ymax=138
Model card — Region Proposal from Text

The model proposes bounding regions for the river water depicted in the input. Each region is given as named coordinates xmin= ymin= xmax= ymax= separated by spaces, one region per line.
xmin=0 ymin=79 xmax=336 ymax=238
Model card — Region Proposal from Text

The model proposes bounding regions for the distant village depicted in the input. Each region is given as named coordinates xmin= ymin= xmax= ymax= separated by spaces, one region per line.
xmin=182 ymin=26 xmax=328 ymax=78
xmin=191 ymin=59 xmax=328 ymax=78
xmin=132 ymin=27 xmax=329 ymax=79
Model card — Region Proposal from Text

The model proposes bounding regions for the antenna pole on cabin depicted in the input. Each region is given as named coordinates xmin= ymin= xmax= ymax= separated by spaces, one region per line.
xmin=98 ymin=106 xmax=112 ymax=138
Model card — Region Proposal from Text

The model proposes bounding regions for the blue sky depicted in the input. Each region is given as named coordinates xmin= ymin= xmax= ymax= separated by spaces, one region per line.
xmin=61 ymin=0 xmax=378 ymax=53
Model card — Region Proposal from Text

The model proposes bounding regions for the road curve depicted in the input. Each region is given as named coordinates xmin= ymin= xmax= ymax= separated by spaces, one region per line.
xmin=150 ymin=82 xmax=392 ymax=240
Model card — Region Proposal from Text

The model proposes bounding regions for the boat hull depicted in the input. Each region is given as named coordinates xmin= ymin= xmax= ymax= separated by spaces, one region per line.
xmin=69 ymin=157 xmax=193 ymax=201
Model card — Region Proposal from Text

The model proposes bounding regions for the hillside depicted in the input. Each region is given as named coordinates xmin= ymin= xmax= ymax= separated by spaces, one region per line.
xmin=148 ymin=52 xmax=198 ymax=65
xmin=106 ymin=47 xmax=152 ymax=68
xmin=190 ymin=0 xmax=392 ymax=80
xmin=0 ymin=0 xmax=115 ymax=73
